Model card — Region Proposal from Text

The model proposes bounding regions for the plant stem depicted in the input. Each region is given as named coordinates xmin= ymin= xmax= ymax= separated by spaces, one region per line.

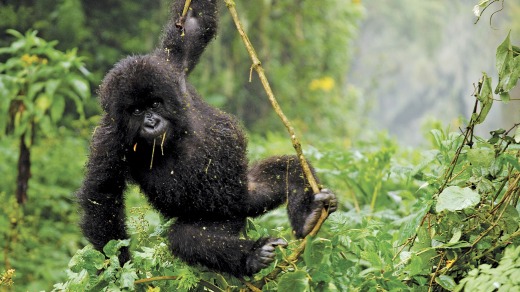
xmin=223 ymin=0 xmax=330 ymax=288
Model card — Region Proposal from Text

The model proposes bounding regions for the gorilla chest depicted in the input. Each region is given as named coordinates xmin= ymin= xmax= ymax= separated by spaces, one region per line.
xmin=128 ymin=148 xmax=248 ymax=217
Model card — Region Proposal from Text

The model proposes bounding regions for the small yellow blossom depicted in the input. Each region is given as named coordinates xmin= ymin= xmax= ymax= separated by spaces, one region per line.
xmin=20 ymin=54 xmax=47 ymax=66
xmin=0 ymin=269 xmax=15 ymax=287
xmin=309 ymin=76 xmax=335 ymax=92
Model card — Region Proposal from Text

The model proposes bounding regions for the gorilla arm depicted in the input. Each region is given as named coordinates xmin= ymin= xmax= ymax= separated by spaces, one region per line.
xmin=160 ymin=0 xmax=218 ymax=74
xmin=76 ymin=117 xmax=130 ymax=263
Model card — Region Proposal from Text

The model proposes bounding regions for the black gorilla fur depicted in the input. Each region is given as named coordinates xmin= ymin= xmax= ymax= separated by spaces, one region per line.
xmin=77 ymin=0 xmax=337 ymax=277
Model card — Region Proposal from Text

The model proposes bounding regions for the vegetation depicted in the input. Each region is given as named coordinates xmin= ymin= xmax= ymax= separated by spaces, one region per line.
xmin=0 ymin=29 xmax=90 ymax=205
xmin=0 ymin=1 xmax=519 ymax=291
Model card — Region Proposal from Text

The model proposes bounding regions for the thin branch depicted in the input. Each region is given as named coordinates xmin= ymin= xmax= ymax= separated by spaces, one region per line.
xmin=223 ymin=0 xmax=320 ymax=194
xmin=135 ymin=275 xmax=223 ymax=292
xmin=175 ymin=0 xmax=193 ymax=31
xmin=223 ymin=0 xmax=330 ymax=288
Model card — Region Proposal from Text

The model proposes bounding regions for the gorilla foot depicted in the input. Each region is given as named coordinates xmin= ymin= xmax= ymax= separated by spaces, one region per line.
xmin=298 ymin=189 xmax=337 ymax=238
xmin=246 ymin=238 xmax=287 ymax=275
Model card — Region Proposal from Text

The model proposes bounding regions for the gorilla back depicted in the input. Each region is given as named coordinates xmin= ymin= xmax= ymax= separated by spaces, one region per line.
xmin=77 ymin=0 xmax=337 ymax=277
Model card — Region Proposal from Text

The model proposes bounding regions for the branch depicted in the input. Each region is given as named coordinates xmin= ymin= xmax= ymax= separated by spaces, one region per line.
xmin=135 ymin=275 xmax=223 ymax=292
xmin=223 ymin=0 xmax=330 ymax=288
xmin=175 ymin=0 xmax=193 ymax=31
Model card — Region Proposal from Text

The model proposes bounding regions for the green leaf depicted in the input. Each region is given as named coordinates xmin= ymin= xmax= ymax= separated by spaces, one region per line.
xmin=119 ymin=262 xmax=138 ymax=289
xmin=499 ymin=92 xmax=511 ymax=102
xmin=27 ymin=82 xmax=45 ymax=101
xmin=277 ymin=271 xmax=310 ymax=292
xmin=103 ymin=239 xmax=130 ymax=258
xmin=436 ymin=186 xmax=480 ymax=212
xmin=6 ymin=29 xmax=24 ymax=39
xmin=45 ymin=79 xmax=61 ymax=97
xmin=50 ymin=95 xmax=65 ymax=123
xmin=435 ymin=275 xmax=456 ymax=291
xmin=68 ymin=76 xmax=90 ymax=99
xmin=496 ymin=31 xmax=512 ymax=79
xmin=39 ymin=115 xmax=53 ymax=137
xmin=475 ymin=74 xmax=493 ymax=124
xmin=175 ymin=267 xmax=198 ymax=290
xmin=467 ymin=148 xmax=493 ymax=168
xmin=35 ymin=94 xmax=51 ymax=112
xmin=304 ymin=236 xmax=332 ymax=268
xmin=398 ymin=201 xmax=431 ymax=243
xmin=67 ymin=270 xmax=90 ymax=291
xmin=495 ymin=32 xmax=520 ymax=95
xmin=448 ymin=228 xmax=462 ymax=244
xmin=69 ymin=246 xmax=105 ymax=274
xmin=501 ymin=154 xmax=520 ymax=171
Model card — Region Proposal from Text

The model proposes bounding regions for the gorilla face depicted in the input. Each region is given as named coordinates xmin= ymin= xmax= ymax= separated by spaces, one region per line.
xmin=98 ymin=55 xmax=188 ymax=147
xmin=130 ymin=100 xmax=171 ymax=141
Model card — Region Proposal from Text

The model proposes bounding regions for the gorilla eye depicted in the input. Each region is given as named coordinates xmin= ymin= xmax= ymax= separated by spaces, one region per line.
xmin=133 ymin=108 xmax=143 ymax=116
xmin=151 ymin=101 xmax=160 ymax=109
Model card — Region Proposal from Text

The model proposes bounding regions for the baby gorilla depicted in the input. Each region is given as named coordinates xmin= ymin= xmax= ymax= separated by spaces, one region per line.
xmin=77 ymin=0 xmax=337 ymax=277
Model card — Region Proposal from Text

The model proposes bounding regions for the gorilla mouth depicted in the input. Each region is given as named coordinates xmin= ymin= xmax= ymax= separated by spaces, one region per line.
xmin=141 ymin=126 xmax=166 ymax=140
xmin=140 ymin=120 xmax=170 ymax=141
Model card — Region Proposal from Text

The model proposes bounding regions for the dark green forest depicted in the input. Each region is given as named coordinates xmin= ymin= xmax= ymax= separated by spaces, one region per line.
xmin=1 ymin=0 xmax=519 ymax=291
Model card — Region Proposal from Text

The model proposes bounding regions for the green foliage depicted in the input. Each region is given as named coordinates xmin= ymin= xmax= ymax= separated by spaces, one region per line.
xmin=45 ymin=29 xmax=520 ymax=288
xmin=192 ymin=0 xmax=365 ymax=139
xmin=0 ymin=132 xmax=88 ymax=290
xmin=0 ymin=29 xmax=90 ymax=143
xmin=53 ymin=240 xmax=140 ymax=291
xmin=0 ymin=3 xmax=518 ymax=292
xmin=435 ymin=186 xmax=480 ymax=212
xmin=455 ymin=245 xmax=520 ymax=291
xmin=494 ymin=31 xmax=520 ymax=101
xmin=393 ymin=32 xmax=520 ymax=291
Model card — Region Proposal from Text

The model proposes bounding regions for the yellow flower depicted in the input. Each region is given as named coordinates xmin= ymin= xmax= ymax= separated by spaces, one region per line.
xmin=309 ymin=76 xmax=335 ymax=92
xmin=20 ymin=54 xmax=46 ymax=66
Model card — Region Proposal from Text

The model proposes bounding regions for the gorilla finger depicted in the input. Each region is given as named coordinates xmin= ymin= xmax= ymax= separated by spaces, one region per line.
xmin=328 ymin=196 xmax=338 ymax=213
xmin=259 ymin=256 xmax=275 ymax=263
xmin=260 ymin=249 xmax=274 ymax=257
xmin=267 ymin=238 xmax=288 ymax=247
xmin=313 ymin=193 xmax=333 ymax=205
xmin=261 ymin=245 xmax=275 ymax=252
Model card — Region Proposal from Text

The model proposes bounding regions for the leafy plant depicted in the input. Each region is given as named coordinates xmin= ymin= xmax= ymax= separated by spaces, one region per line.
xmin=395 ymin=32 xmax=520 ymax=291
xmin=455 ymin=245 xmax=520 ymax=291
xmin=0 ymin=29 xmax=90 ymax=204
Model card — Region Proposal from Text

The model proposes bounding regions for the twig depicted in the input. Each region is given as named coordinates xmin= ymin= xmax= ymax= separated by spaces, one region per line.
xmin=223 ymin=0 xmax=330 ymax=288
xmin=135 ymin=275 xmax=223 ymax=291
xmin=175 ymin=0 xmax=193 ymax=31
xmin=240 ymin=278 xmax=263 ymax=292
xmin=223 ymin=0 xmax=320 ymax=194
xmin=149 ymin=138 xmax=156 ymax=170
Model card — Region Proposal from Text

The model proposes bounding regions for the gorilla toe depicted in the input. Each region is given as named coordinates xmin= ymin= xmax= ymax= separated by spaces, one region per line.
xmin=246 ymin=238 xmax=287 ymax=275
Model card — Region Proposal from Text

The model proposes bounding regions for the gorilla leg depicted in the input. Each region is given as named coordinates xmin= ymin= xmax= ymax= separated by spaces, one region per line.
xmin=246 ymin=155 xmax=337 ymax=238
xmin=168 ymin=218 xmax=286 ymax=277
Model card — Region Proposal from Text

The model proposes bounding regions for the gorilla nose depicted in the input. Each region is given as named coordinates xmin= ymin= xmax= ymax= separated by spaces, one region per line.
xmin=144 ymin=118 xmax=158 ymax=128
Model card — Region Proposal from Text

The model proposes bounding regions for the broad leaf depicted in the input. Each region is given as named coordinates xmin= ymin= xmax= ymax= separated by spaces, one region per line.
xmin=304 ymin=236 xmax=332 ymax=268
xmin=475 ymin=74 xmax=493 ymax=124
xmin=436 ymin=186 xmax=480 ymax=212
xmin=69 ymin=246 xmax=105 ymax=273
xmin=103 ymin=239 xmax=130 ymax=258
xmin=467 ymin=148 xmax=493 ymax=168
xmin=277 ymin=270 xmax=310 ymax=292
xmin=435 ymin=275 xmax=456 ymax=291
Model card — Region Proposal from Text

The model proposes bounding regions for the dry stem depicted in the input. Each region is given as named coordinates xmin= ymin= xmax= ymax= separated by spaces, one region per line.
xmin=223 ymin=0 xmax=330 ymax=288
